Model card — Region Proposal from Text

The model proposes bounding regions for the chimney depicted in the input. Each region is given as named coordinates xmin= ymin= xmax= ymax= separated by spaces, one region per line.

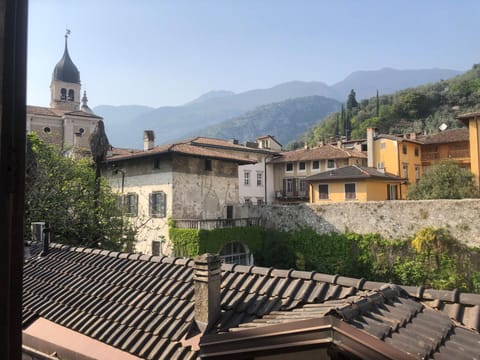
xmin=410 ymin=132 xmax=416 ymax=140
xmin=337 ymin=140 xmax=342 ymax=148
xmin=367 ymin=127 xmax=377 ymax=168
xmin=143 ymin=130 xmax=155 ymax=151
xmin=193 ymin=254 xmax=221 ymax=331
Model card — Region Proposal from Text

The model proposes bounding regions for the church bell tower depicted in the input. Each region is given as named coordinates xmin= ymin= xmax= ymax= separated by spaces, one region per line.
xmin=50 ymin=30 xmax=81 ymax=111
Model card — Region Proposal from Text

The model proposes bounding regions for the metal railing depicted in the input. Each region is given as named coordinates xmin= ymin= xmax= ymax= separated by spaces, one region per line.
xmin=173 ymin=217 xmax=262 ymax=230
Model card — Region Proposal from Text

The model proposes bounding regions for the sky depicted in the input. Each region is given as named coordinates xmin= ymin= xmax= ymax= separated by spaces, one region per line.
xmin=27 ymin=0 xmax=480 ymax=108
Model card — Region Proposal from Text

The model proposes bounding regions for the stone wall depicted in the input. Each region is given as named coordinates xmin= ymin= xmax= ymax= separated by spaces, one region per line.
xmin=239 ymin=199 xmax=480 ymax=247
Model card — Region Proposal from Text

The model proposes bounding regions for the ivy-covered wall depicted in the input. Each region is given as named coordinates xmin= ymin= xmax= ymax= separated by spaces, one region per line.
xmin=169 ymin=224 xmax=480 ymax=292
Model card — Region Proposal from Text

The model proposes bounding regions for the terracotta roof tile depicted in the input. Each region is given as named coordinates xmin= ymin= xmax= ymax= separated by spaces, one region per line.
xmin=305 ymin=165 xmax=405 ymax=182
xmin=269 ymin=144 xmax=366 ymax=163
xmin=417 ymin=128 xmax=469 ymax=144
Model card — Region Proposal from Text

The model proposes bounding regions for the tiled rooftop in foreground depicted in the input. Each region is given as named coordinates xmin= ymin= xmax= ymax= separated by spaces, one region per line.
xmin=23 ymin=243 xmax=480 ymax=359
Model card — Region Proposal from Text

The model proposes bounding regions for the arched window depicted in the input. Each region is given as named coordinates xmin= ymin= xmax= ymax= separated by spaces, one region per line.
xmin=60 ymin=88 xmax=66 ymax=100
xmin=219 ymin=241 xmax=252 ymax=265
xmin=68 ymin=89 xmax=74 ymax=101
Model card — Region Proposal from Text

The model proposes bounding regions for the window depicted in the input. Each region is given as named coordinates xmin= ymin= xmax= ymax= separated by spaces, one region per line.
xmin=402 ymin=163 xmax=408 ymax=179
xmin=123 ymin=193 xmax=138 ymax=216
xmin=298 ymin=162 xmax=306 ymax=171
xmin=312 ymin=160 xmax=320 ymax=170
xmin=299 ymin=179 xmax=307 ymax=193
xmin=327 ymin=159 xmax=335 ymax=169
xmin=262 ymin=139 xmax=270 ymax=149
xmin=318 ymin=184 xmax=329 ymax=200
xmin=380 ymin=142 xmax=386 ymax=150
xmin=43 ymin=127 xmax=51 ymax=133
xmin=60 ymin=88 xmax=66 ymax=100
xmin=402 ymin=144 xmax=407 ymax=155
xmin=219 ymin=242 xmax=252 ymax=265
xmin=415 ymin=166 xmax=420 ymax=182
xmin=387 ymin=184 xmax=398 ymax=200
xmin=68 ymin=89 xmax=74 ymax=101
xmin=205 ymin=158 xmax=212 ymax=171
xmin=149 ymin=191 xmax=166 ymax=217
xmin=256 ymin=172 xmax=263 ymax=186
xmin=414 ymin=147 xmax=419 ymax=157
xmin=244 ymin=197 xmax=251 ymax=204
xmin=152 ymin=241 xmax=161 ymax=256
xmin=286 ymin=163 xmax=293 ymax=172
xmin=226 ymin=205 xmax=233 ymax=219
xmin=286 ymin=178 xmax=294 ymax=193
xmin=153 ymin=157 xmax=161 ymax=169
xmin=345 ymin=183 xmax=356 ymax=200
xmin=244 ymin=171 xmax=250 ymax=185
xmin=377 ymin=161 xmax=384 ymax=169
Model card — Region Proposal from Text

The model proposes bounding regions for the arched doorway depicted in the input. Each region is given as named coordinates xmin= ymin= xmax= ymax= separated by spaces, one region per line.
xmin=219 ymin=241 xmax=253 ymax=265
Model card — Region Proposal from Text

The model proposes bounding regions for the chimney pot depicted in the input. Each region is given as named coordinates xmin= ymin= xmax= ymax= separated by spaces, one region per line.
xmin=194 ymin=253 xmax=221 ymax=330
xmin=143 ymin=130 xmax=155 ymax=151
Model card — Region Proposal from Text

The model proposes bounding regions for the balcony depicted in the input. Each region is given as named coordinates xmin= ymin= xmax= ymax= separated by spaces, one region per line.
xmin=173 ymin=217 xmax=262 ymax=230
xmin=276 ymin=190 xmax=308 ymax=199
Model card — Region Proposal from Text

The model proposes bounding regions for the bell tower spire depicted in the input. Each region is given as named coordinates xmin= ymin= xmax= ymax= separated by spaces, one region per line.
xmin=50 ymin=30 xmax=81 ymax=111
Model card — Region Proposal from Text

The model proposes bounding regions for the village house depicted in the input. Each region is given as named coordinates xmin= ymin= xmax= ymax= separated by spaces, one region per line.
xmin=268 ymin=143 xmax=367 ymax=203
xmin=184 ymin=135 xmax=280 ymax=205
xmin=417 ymin=127 xmax=470 ymax=172
xmin=307 ymin=165 xmax=405 ymax=203
xmin=103 ymin=131 xmax=256 ymax=256
xmin=22 ymin=243 xmax=480 ymax=359
xmin=367 ymin=128 xmax=423 ymax=199
xmin=26 ymin=33 xmax=101 ymax=156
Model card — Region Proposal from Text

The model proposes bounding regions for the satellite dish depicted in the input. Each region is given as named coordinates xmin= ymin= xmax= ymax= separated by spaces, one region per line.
xmin=439 ymin=123 xmax=448 ymax=131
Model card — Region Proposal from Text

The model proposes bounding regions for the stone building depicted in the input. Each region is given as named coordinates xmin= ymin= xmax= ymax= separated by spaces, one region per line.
xmin=103 ymin=132 xmax=255 ymax=255
xmin=26 ymin=32 xmax=101 ymax=155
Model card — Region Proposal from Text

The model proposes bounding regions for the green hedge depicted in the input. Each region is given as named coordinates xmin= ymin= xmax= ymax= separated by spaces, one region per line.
xmin=169 ymin=224 xmax=480 ymax=292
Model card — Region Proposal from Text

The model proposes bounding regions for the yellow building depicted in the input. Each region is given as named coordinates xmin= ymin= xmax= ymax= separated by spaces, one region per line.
xmin=458 ymin=112 xmax=480 ymax=188
xmin=307 ymin=165 xmax=405 ymax=203
xmin=367 ymin=128 xmax=422 ymax=199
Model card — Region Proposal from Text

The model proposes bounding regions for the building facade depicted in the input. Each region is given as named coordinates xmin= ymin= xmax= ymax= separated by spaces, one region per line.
xmin=26 ymin=32 xmax=101 ymax=155
xmin=268 ymin=143 xmax=367 ymax=203
xmin=104 ymin=134 xmax=254 ymax=255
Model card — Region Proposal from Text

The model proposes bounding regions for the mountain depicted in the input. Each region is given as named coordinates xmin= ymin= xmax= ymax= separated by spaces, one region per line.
xmin=332 ymin=68 xmax=462 ymax=100
xmin=186 ymin=90 xmax=235 ymax=105
xmin=189 ymin=96 xmax=341 ymax=146
xmin=303 ymin=64 xmax=480 ymax=148
xmin=94 ymin=105 xmax=155 ymax=147
xmin=94 ymin=68 xmax=463 ymax=148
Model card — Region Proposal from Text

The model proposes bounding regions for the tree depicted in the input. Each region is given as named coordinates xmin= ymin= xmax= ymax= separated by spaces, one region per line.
xmin=24 ymin=134 xmax=133 ymax=250
xmin=407 ymin=160 xmax=479 ymax=199
xmin=346 ymin=89 xmax=358 ymax=111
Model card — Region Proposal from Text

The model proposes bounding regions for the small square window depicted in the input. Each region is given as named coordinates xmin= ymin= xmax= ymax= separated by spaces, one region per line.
xmin=298 ymin=162 xmax=306 ymax=171
xmin=153 ymin=158 xmax=161 ymax=169
xmin=205 ymin=158 xmax=212 ymax=171
xmin=402 ymin=145 xmax=407 ymax=155
xmin=414 ymin=147 xmax=419 ymax=157
xmin=345 ymin=183 xmax=356 ymax=200
xmin=286 ymin=163 xmax=293 ymax=172
xmin=318 ymin=184 xmax=329 ymax=200
xmin=312 ymin=160 xmax=320 ymax=170
xmin=152 ymin=240 xmax=161 ymax=256
xmin=327 ymin=159 xmax=335 ymax=169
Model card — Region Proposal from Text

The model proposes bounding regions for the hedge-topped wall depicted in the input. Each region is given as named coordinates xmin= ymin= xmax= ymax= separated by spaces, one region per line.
xmin=169 ymin=224 xmax=480 ymax=292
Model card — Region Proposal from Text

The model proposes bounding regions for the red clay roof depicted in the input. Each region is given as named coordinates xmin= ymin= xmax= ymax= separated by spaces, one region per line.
xmin=270 ymin=144 xmax=366 ymax=163
xmin=106 ymin=139 xmax=256 ymax=164
xmin=190 ymin=137 xmax=279 ymax=154
xmin=417 ymin=128 xmax=469 ymax=145
xmin=27 ymin=105 xmax=102 ymax=119
xmin=305 ymin=165 xmax=404 ymax=182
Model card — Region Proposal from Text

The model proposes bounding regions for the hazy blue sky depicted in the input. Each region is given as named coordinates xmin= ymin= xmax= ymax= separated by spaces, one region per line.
xmin=28 ymin=0 xmax=480 ymax=108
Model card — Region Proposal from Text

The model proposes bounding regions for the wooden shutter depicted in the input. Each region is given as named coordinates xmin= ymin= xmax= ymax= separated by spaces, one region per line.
xmin=148 ymin=193 xmax=153 ymax=217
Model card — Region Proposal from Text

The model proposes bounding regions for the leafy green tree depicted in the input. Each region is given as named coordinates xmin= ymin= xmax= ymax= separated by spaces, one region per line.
xmin=346 ymin=89 xmax=358 ymax=111
xmin=25 ymin=134 xmax=133 ymax=250
xmin=407 ymin=160 xmax=479 ymax=199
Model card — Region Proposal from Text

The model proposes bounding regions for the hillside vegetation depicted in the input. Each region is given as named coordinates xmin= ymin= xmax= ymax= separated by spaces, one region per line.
xmin=190 ymin=95 xmax=340 ymax=146
xmin=301 ymin=64 xmax=480 ymax=147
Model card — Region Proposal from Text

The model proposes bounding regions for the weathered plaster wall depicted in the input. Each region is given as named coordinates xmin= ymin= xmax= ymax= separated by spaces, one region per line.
xmin=172 ymin=155 xmax=239 ymax=219
xmin=241 ymin=199 xmax=480 ymax=247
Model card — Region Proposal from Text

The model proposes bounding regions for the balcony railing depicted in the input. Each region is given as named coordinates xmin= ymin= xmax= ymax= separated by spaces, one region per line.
xmin=173 ymin=217 xmax=262 ymax=230
xmin=276 ymin=190 xmax=308 ymax=199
